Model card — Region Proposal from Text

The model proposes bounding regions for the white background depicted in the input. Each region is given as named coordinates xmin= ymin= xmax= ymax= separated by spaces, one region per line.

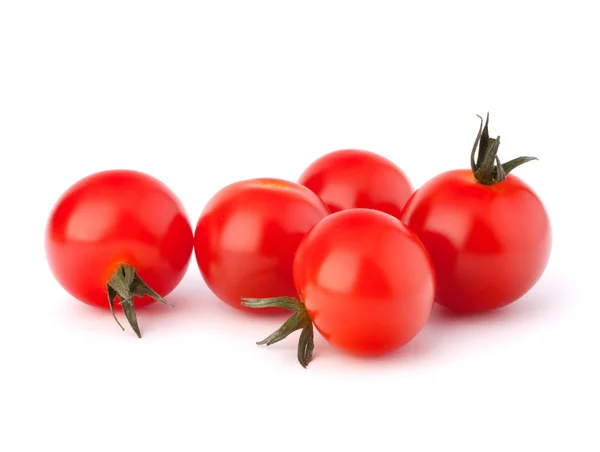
xmin=1 ymin=1 xmax=598 ymax=451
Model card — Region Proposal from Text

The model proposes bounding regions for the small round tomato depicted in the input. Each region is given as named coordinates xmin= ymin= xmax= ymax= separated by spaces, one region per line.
xmin=45 ymin=170 xmax=194 ymax=337
xmin=194 ymin=178 xmax=330 ymax=313
xmin=401 ymin=115 xmax=551 ymax=313
xmin=243 ymin=208 xmax=435 ymax=367
xmin=298 ymin=149 xmax=413 ymax=220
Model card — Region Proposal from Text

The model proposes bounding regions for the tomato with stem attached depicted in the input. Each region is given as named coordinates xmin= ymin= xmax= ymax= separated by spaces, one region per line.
xmin=243 ymin=208 xmax=436 ymax=367
xmin=194 ymin=178 xmax=330 ymax=313
xmin=45 ymin=170 xmax=194 ymax=337
xmin=401 ymin=114 xmax=551 ymax=313
xmin=298 ymin=149 xmax=413 ymax=221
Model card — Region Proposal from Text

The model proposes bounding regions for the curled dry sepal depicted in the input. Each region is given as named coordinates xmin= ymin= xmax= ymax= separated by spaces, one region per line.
xmin=471 ymin=113 xmax=538 ymax=185
xmin=107 ymin=263 xmax=173 ymax=338
xmin=241 ymin=297 xmax=315 ymax=368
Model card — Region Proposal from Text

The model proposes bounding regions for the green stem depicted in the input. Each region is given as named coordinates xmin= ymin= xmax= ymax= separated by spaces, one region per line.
xmin=470 ymin=113 xmax=538 ymax=185
xmin=241 ymin=296 xmax=314 ymax=368
xmin=106 ymin=264 xmax=173 ymax=338
xmin=473 ymin=136 xmax=501 ymax=184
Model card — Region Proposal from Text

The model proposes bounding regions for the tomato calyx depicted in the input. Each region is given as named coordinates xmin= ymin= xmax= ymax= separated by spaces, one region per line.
xmin=241 ymin=297 xmax=314 ymax=368
xmin=107 ymin=264 xmax=173 ymax=338
xmin=470 ymin=113 xmax=538 ymax=185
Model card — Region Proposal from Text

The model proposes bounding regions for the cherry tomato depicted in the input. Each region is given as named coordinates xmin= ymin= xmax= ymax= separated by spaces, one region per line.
xmin=45 ymin=170 xmax=194 ymax=337
xmin=298 ymin=149 xmax=413 ymax=220
xmin=401 ymin=115 xmax=551 ymax=313
xmin=243 ymin=208 xmax=436 ymax=367
xmin=194 ymin=178 xmax=330 ymax=313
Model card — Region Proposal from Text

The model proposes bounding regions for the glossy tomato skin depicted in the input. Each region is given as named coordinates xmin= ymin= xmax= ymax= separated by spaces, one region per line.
xmin=298 ymin=149 xmax=413 ymax=221
xmin=401 ymin=169 xmax=551 ymax=313
xmin=45 ymin=170 xmax=194 ymax=309
xmin=194 ymin=178 xmax=330 ymax=312
xmin=293 ymin=208 xmax=435 ymax=356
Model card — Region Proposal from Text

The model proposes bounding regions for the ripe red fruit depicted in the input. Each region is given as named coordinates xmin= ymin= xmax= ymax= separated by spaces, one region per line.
xmin=45 ymin=170 xmax=194 ymax=337
xmin=194 ymin=178 xmax=330 ymax=313
xmin=401 ymin=114 xmax=551 ymax=313
xmin=243 ymin=208 xmax=436 ymax=367
xmin=298 ymin=149 xmax=413 ymax=220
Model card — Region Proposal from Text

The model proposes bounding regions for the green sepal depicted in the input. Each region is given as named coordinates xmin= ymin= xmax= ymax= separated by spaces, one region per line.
xmin=241 ymin=296 xmax=315 ymax=368
xmin=470 ymin=113 xmax=538 ymax=185
xmin=107 ymin=263 xmax=173 ymax=338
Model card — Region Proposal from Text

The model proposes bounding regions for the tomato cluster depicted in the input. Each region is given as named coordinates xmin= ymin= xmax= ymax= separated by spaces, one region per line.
xmin=45 ymin=114 xmax=551 ymax=366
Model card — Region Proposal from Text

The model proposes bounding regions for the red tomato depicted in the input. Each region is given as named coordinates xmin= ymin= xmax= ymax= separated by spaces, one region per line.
xmin=45 ymin=170 xmax=194 ymax=337
xmin=243 ymin=208 xmax=435 ymax=366
xmin=298 ymin=149 xmax=413 ymax=220
xmin=194 ymin=178 xmax=330 ymax=313
xmin=401 ymin=115 xmax=551 ymax=313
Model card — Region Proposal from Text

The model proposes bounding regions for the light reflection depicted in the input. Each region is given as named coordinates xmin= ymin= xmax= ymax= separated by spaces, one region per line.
xmin=65 ymin=199 xmax=116 ymax=242
xmin=317 ymin=248 xmax=361 ymax=294
xmin=221 ymin=210 xmax=263 ymax=252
